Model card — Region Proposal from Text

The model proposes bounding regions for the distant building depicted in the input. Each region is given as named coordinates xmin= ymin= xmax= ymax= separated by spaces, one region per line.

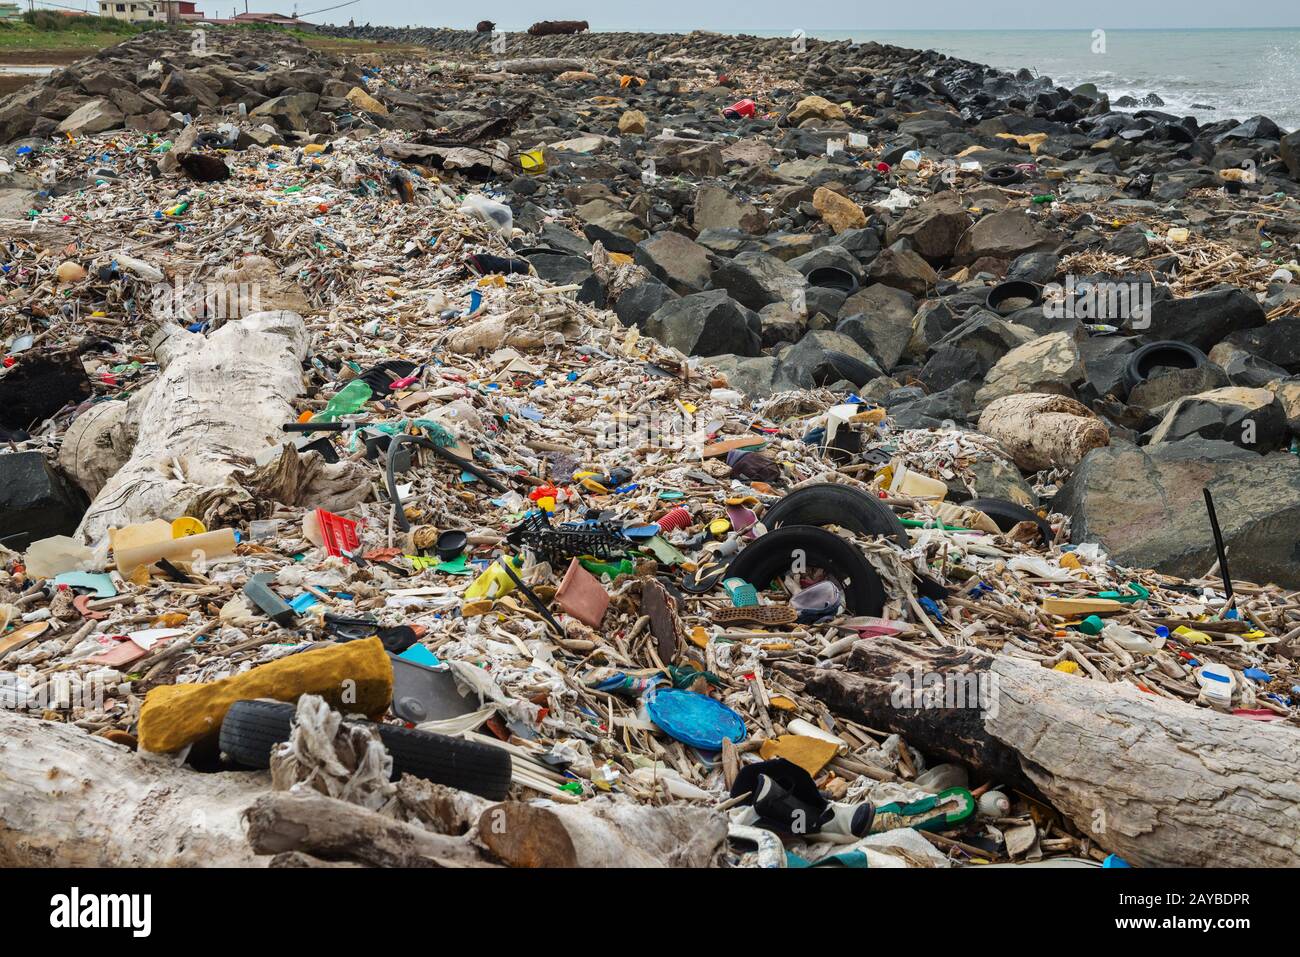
xmin=202 ymin=11 xmax=316 ymax=30
xmin=0 ymin=2 xmax=24 ymax=20
xmin=97 ymin=1 xmax=205 ymax=23
xmin=228 ymin=11 xmax=315 ymax=30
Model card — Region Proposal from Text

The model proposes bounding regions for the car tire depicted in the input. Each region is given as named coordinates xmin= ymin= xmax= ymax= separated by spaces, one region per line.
xmin=219 ymin=698 xmax=513 ymax=800
xmin=963 ymin=497 xmax=1053 ymax=546
xmin=726 ymin=525 xmax=886 ymax=615
xmin=762 ymin=483 xmax=910 ymax=547
xmin=1121 ymin=340 xmax=1207 ymax=396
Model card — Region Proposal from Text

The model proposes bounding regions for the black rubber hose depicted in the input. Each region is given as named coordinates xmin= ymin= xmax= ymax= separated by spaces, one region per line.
xmin=386 ymin=433 xmax=508 ymax=531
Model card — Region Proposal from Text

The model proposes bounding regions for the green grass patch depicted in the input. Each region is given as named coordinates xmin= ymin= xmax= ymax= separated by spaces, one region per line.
xmin=0 ymin=14 xmax=163 ymax=52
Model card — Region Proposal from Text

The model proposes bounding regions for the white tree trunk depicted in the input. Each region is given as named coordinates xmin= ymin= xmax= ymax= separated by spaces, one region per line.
xmin=476 ymin=799 xmax=728 ymax=867
xmin=75 ymin=310 xmax=310 ymax=542
xmin=793 ymin=639 xmax=1300 ymax=867
xmin=985 ymin=654 xmax=1300 ymax=868
xmin=977 ymin=392 xmax=1109 ymax=471
xmin=0 ymin=712 xmax=265 ymax=866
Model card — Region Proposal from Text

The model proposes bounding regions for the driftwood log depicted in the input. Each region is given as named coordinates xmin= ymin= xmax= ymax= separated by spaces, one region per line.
xmin=246 ymin=793 xmax=727 ymax=867
xmin=0 ymin=711 xmax=265 ymax=866
xmin=244 ymin=792 xmax=495 ymax=867
xmin=71 ymin=310 xmax=312 ymax=542
xmin=476 ymin=799 xmax=727 ymax=867
xmin=0 ymin=710 xmax=726 ymax=867
xmin=791 ymin=638 xmax=1300 ymax=867
xmin=977 ymin=392 xmax=1110 ymax=471
xmin=495 ymin=57 xmax=586 ymax=74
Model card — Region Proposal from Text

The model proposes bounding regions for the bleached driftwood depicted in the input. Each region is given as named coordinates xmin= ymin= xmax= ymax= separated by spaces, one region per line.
xmin=75 ymin=310 xmax=310 ymax=541
xmin=476 ymin=799 xmax=728 ymax=867
xmin=244 ymin=792 xmax=495 ymax=868
xmin=977 ymin=392 xmax=1109 ymax=471
xmin=794 ymin=638 xmax=1300 ymax=867
xmin=0 ymin=711 xmax=265 ymax=866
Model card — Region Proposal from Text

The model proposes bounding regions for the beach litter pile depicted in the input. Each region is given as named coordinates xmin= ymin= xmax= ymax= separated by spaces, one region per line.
xmin=1 ymin=26 xmax=1300 ymax=870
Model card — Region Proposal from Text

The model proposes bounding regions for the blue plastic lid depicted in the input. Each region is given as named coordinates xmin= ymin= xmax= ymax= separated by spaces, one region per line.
xmin=645 ymin=689 xmax=746 ymax=751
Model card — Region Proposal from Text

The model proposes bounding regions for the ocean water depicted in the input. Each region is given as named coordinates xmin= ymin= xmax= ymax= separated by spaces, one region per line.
xmin=737 ymin=28 xmax=1300 ymax=131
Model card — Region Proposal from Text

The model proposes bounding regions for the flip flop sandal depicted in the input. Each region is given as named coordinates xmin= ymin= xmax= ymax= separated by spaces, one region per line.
xmin=644 ymin=535 xmax=689 ymax=566
xmin=713 ymin=604 xmax=798 ymax=627
xmin=726 ymin=504 xmax=759 ymax=537
xmin=869 ymin=786 xmax=976 ymax=834
xmin=680 ymin=561 xmax=729 ymax=594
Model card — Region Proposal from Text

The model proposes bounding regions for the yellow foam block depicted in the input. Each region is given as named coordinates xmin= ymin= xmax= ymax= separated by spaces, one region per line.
xmin=758 ymin=734 xmax=841 ymax=776
xmin=995 ymin=131 xmax=1048 ymax=154
xmin=138 ymin=636 xmax=393 ymax=753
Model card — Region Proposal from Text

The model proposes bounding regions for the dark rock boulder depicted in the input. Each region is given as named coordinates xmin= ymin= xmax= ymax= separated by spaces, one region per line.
xmin=1056 ymin=439 xmax=1300 ymax=588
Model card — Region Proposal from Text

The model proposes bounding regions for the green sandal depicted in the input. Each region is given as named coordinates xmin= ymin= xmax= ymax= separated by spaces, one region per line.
xmin=870 ymin=787 xmax=975 ymax=834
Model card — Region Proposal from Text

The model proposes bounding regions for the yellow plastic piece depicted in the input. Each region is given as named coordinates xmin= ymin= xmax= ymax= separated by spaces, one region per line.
xmin=1054 ymin=661 xmax=1080 ymax=674
xmin=465 ymin=559 xmax=519 ymax=601
xmin=171 ymin=516 xmax=206 ymax=538
xmin=1174 ymin=625 xmax=1213 ymax=645
xmin=518 ymin=149 xmax=546 ymax=174
xmin=115 ymin=528 xmax=237 ymax=575
xmin=758 ymin=735 xmax=840 ymax=776
xmin=137 ymin=636 xmax=392 ymax=753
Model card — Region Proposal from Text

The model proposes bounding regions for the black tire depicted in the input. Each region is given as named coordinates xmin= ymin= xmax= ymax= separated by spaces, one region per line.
xmin=983 ymin=164 xmax=1023 ymax=185
xmin=964 ymin=497 xmax=1053 ymax=545
xmin=219 ymin=698 xmax=294 ymax=768
xmin=806 ymin=266 xmax=859 ymax=294
xmin=986 ymin=280 xmax=1041 ymax=314
xmin=762 ymin=483 xmax=909 ymax=547
xmin=375 ymin=722 xmax=512 ymax=800
xmin=1122 ymin=340 xmax=1207 ymax=396
xmin=219 ymin=699 xmax=513 ymax=800
xmin=726 ymin=525 xmax=886 ymax=615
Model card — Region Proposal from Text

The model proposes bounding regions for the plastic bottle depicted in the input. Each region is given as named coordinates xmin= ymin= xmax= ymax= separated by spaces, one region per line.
xmin=114 ymin=528 xmax=238 ymax=574
xmin=312 ymin=379 xmax=372 ymax=422
xmin=1101 ymin=621 xmax=1164 ymax=653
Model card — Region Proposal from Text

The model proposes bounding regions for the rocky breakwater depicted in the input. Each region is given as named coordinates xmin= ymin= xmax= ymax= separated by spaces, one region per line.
xmin=318 ymin=27 xmax=1300 ymax=586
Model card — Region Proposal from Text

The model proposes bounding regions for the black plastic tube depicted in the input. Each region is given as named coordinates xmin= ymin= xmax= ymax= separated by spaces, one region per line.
xmin=386 ymin=433 xmax=508 ymax=531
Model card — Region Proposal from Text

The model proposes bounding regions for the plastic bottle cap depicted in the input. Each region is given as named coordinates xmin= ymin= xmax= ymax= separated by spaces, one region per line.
xmin=171 ymin=517 xmax=207 ymax=538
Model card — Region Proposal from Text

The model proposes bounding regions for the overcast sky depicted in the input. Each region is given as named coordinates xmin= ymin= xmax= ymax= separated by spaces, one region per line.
xmin=292 ymin=0 xmax=1300 ymax=31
